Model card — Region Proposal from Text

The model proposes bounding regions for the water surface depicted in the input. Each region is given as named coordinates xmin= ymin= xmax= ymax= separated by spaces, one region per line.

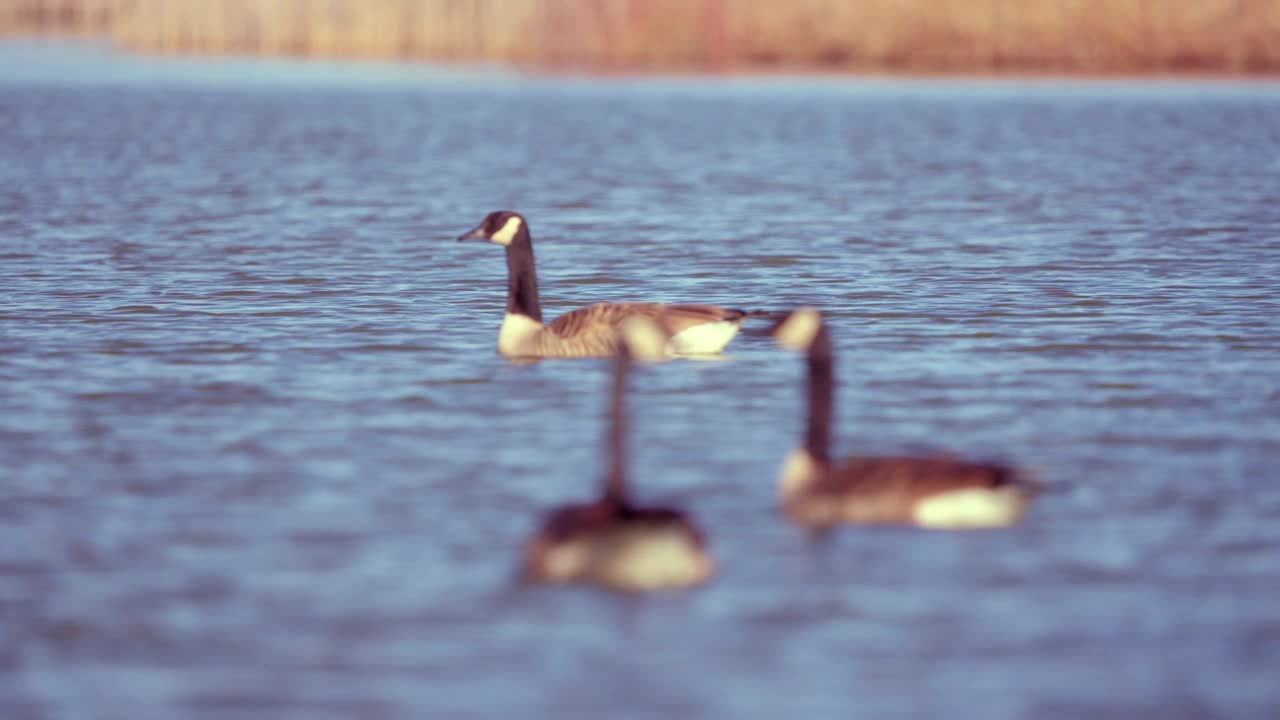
xmin=2 ymin=43 xmax=1279 ymax=719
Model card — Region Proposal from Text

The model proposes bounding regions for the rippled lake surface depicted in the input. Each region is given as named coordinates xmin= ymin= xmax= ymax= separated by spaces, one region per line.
xmin=2 ymin=43 xmax=1279 ymax=719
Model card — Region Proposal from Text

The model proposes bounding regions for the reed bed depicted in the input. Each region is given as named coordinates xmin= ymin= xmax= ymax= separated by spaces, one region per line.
xmin=4 ymin=0 xmax=1279 ymax=73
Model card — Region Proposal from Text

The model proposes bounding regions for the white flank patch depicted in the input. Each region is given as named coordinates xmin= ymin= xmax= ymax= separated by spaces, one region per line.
xmin=489 ymin=215 xmax=523 ymax=246
xmin=777 ymin=447 xmax=820 ymax=500
xmin=912 ymin=487 xmax=1027 ymax=529
xmin=497 ymin=312 xmax=544 ymax=356
xmin=600 ymin=529 xmax=713 ymax=591
xmin=774 ymin=307 xmax=822 ymax=351
xmin=666 ymin=321 xmax=740 ymax=355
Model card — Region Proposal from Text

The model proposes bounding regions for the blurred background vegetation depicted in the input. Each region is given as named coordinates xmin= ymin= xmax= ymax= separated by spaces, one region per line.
xmin=2 ymin=0 xmax=1278 ymax=73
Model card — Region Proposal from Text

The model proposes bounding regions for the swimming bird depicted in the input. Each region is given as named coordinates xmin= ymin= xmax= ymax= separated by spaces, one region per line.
xmin=523 ymin=317 xmax=714 ymax=591
xmin=457 ymin=210 xmax=751 ymax=358
xmin=771 ymin=307 xmax=1038 ymax=529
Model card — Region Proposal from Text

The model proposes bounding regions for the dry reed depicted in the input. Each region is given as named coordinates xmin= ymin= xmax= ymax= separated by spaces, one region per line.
xmin=3 ymin=0 xmax=1279 ymax=73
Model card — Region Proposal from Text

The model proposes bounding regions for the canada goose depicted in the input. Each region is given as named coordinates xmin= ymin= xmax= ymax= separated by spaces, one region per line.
xmin=457 ymin=210 xmax=751 ymax=358
xmin=523 ymin=317 xmax=714 ymax=591
xmin=771 ymin=308 xmax=1038 ymax=529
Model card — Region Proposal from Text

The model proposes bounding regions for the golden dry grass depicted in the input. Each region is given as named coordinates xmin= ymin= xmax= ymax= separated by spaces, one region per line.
xmin=4 ymin=0 xmax=1279 ymax=73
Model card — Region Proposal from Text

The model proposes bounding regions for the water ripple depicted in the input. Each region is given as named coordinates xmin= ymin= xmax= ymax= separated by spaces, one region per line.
xmin=2 ymin=53 xmax=1278 ymax=720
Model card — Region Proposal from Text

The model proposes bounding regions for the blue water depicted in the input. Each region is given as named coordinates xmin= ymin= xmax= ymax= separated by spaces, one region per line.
xmin=2 ymin=42 xmax=1279 ymax=719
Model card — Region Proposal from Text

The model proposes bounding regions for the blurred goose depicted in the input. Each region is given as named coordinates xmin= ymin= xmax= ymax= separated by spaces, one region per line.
xmin=457 ymin=210 xmax=751 ymax=358
xmin=523 ymin=317 xmax=714 ymax=591
xmin=771 ymin=308 xmax=1038 ymax=529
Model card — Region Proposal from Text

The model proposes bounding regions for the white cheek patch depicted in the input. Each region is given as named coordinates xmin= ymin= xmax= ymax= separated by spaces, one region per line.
xmin=489 ymin=216 xmax=523 ymax=246
xmin=775 ymin=308 xmax=822 ymax=351
xmin=619 ymin=316 xmax=670 ymax=362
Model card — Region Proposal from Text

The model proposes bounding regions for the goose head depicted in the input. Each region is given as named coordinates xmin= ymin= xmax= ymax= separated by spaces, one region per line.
xmin=617 ymin=315 xmax=672 ymax=363
xmin=457 ymin=210 xmax=528 ymax=247
xmin=769 ymin=307 xmax=824 ymax=352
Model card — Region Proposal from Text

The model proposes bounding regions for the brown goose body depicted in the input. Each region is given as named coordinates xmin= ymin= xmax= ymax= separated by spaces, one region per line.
xmin=518 ymin=302 xmax=748 ymax=358
xmin=458 ymin=211 xmax=749 ymax=358
xmin=522 ymin=317 xmax=714 ymax=591
xmin=524 ymin=500 xmax=712 ymax=591
xmin=773 ymin=308 xmax=1038 ymax=529
xmin=779 ymin=449 xmax=1035 ymax=529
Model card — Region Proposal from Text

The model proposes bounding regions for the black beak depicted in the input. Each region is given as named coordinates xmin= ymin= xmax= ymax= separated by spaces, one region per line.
xmin=456 ymin=224 xmax=488 ymax=242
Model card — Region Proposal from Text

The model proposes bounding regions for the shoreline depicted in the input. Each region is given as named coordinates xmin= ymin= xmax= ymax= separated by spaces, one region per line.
xmin=5 ymin=36 xmax=1280 ymax=84
xmin=6 ymin=0 xmax=1279 ymax=81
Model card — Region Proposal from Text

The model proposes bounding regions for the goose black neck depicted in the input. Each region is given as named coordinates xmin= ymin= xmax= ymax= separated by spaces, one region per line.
xmin=503 ymin=230 xmax=542 ymax=323
xmin=805 ymin=326 xmax=834 ymax=463
xmin=603 ymin=345 xmax=631 ymax=507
